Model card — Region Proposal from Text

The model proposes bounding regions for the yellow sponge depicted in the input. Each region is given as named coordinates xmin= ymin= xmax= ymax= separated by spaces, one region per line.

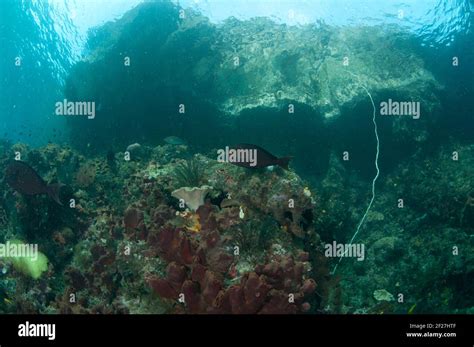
xmin=6 ymin=240 xmax=49 ymax=280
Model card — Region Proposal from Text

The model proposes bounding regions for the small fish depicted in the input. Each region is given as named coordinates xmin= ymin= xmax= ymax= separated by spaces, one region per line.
xmin=239 ymin=206 xmax=245 ymax=219
xmin=227 ymin=144 xmax=292 ymax=170
xmin=164 ymin=136 xmax=187 ymax=146
xmin=126 ymin=143 xmax=141 ymax=152
xmin=5 ymin=161 xmax=64 ymax=205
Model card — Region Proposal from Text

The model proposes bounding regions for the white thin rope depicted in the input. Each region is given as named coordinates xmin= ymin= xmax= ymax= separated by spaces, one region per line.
xmin=331 ymin=72 xmax=380 ymax=275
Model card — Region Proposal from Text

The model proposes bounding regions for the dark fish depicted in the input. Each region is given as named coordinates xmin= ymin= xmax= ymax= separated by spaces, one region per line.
xmin=106 ymin=150 xmax=116 ymax=163
xmin=106 ymin=150 xmax=117 ymax=171
xmin=220 ymin=198 xmax=240 ymax=209
xmin=228 ymin=144 xmax=292 ymax=170
xmin=164 ymin=136 xmax=187 ymax=145
xmin=5 ymin=161 xmax=63 ymax=205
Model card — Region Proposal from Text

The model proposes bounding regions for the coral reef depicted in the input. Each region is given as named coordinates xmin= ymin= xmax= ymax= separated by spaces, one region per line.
xmin=1 ymin=133 xmax=471 ymax=315
xmin=0 ymin=140 xmax=323 ymax=314
xmin=1 ymin=0 xmax=471 ymax=319
xmin=146 ymin=224 xmax=316 ymax=313
xmin=316 ymin=144 xmax=474 ymax=314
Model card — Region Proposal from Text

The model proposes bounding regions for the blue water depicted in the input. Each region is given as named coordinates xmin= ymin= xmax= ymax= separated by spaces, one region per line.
xmin=0 ymin=0 xmax=472 ymax=146
xmin=0 ymin=0 xmax=141 ymax=145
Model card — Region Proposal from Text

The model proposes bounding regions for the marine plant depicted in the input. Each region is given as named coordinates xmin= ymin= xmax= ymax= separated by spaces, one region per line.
xmin=172 ymin=158 xmax=205 ymax=188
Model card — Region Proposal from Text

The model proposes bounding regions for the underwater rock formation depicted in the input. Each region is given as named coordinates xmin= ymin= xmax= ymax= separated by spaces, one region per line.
xmin=212 ymin=20 xmax=442 ymax=120
xmin=64 ymin=1 xmax=442 ymax=154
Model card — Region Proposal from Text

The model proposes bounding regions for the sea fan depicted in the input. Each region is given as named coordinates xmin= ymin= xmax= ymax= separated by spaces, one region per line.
xmin=75 ymin=162 xmax=96 ymax=188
